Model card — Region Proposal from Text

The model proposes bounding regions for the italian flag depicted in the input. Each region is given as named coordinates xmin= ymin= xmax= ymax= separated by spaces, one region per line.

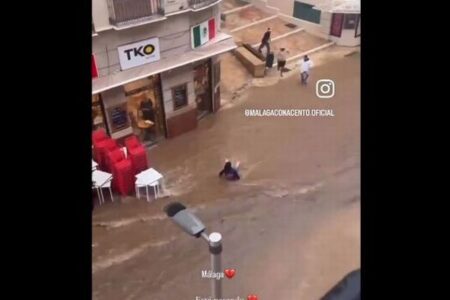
xmin=191 ymin=17 xmax=216 ymax=49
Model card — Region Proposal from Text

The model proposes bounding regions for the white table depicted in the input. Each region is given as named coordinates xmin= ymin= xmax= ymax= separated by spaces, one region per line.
xmin=92 ymin=170 xmax=113 ymax=205
xmin=135 ymin=168 xmax=164 ymax=202
xmin=92 ymin=160 xmax=98 ymax=171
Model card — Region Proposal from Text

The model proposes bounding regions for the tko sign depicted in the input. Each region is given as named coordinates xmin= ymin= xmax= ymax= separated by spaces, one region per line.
xmin=118 ymin=37 xmax=161 ymax=70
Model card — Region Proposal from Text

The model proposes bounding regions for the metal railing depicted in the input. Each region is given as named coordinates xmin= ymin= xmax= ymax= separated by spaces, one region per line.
xmin=107 ymin=0 xmax=164 ymax=26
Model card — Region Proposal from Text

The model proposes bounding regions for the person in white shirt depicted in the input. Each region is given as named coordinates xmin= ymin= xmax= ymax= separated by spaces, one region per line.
xmin=276 ymin=48 xmax=289 ymax=77
xmin=298 ymin=55 xmax=314 ymax=84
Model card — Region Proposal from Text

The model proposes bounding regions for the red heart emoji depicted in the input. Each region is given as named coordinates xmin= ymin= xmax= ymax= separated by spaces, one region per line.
xmin=247 ymin=295 xmax=258 ymax=300
xmin=224 ymin=268 xmax=236 ymax=279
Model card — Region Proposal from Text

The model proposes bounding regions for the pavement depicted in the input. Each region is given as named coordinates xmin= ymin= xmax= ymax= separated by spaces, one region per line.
xmin=219 ymin=2 xmax=338 ymax=106
xmin=222 ymin=6 xmax=273 ymax=31
xmin=220 ymin=0 xmax=249 ymax=12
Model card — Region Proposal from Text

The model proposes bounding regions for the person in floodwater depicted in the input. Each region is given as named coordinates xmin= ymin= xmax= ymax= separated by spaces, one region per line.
xmin=219 ymin=160 xmax=240 ymax=181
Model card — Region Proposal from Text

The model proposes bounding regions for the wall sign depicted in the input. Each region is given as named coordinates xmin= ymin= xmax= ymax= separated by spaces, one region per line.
xmin=108 ymin=103 xmax=130 ymax=133
xmin=118 ymin=37 xmax=161 ymax=70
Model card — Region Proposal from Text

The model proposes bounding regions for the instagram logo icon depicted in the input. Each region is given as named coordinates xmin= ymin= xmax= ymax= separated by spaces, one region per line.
xmin=316 ymin=79 xmax=335 ymax=99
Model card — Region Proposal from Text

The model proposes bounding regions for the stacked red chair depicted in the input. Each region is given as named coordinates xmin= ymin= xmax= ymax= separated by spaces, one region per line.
xmin=125 ymin=136 xmax=149 ymax=174
xmin=124 ymin=135 xmax=140 ymax=150
xmin=105 ymin=149 xmax=125 ymax=174
xmin=112 ymin=158 xmax=134 ymax=196
xmin=92 ymin=129 xmax=108 ymax=163
xmin=92 ymin=129 xmax=107 ymax=144
xmin=95 ymin=138 xmax=118 ymax=171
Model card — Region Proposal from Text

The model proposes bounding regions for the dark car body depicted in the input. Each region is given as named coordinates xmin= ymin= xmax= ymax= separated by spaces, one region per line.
xmin=320 ymin=269 xmax=361 ymax=300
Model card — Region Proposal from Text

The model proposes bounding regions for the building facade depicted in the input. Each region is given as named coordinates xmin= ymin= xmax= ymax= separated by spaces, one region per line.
xmin=249 ymin=0 xmax=360 ymax=46
xmin=92 ymin=0 xmax=236 ymax=146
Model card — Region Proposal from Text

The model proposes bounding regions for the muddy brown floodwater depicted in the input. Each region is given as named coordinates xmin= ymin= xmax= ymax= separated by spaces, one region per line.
xmin=93 ymin=53 xmax=360 ymax=300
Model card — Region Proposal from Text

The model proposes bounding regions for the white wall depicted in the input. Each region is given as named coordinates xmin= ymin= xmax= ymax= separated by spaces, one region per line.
xmin=93 ymin=6 xmax=220 ymax=77
xmin=336 ymin=29 xmax=360 ymax=46
xmin=92 ymin=0 xmax=112 ymax=32
xmin=165 ymin=0 xmax=189 ymax=14
xmin=161 ymin=63 xmax=196 ymax=118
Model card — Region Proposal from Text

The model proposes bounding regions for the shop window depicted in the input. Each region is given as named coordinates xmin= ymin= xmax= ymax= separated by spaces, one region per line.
xmin=293 ymin=1 xmax=321 ymax=24
xmin=344 ymin=14 xmax=359 ymax=30
xmin=107 ymin=103 xmax=129 ymax=133
xmin=172 ymin=84 xmax=188 ymax=111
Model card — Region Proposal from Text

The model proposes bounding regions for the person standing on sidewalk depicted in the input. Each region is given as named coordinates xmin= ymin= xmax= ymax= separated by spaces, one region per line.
xmin=298 ymin=55 xmax=314 ymax=84
xmin=258 ymin=28 xmax=271 ymax=57
xmin=277 ymin=48 xmax=289 ymax=77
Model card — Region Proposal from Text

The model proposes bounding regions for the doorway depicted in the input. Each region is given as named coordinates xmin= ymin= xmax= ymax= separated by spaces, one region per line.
xmin=194 ymin=60 xmax=212 ymax=119
xmin=330 ymin=13 xmax=344 ymax=37
xmin=123 ymin=75 xmax=166 ymax=146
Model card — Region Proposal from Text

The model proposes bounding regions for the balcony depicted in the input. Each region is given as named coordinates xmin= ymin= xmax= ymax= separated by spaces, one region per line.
xmin=190 ymin=0 xmax=222 ymax=11
xmin=107 ymin=0 xmax=165 ymax=28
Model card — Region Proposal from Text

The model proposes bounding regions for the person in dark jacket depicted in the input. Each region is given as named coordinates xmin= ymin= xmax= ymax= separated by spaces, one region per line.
xmin=219 ymin=161 xmax=240 ymax=181
xmin=277 ymin=48 xmax=289 ymax=77
xmin=139 ymin=98 xmax=156 ymax=140
xmin=258 ymin=28 xmax=271 ymax=56
xmin=140 ymin=98 xmax=155 ymax=122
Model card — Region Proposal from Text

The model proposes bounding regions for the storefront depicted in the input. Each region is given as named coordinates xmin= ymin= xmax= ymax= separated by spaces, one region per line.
xmin=92 ymin=58 xmax=220 ymax=145
xmin=311 ymin=0 xmax=361 ymax=46
xmin=91 ymin=76 xmax=165 ymax=146
xmin=92 ymin=31 xmax=236 ymax=145
xmin=329 ymin=12 xmax=360 ymax=46
xmin=123 ymin=76 xmax=166 ymax=146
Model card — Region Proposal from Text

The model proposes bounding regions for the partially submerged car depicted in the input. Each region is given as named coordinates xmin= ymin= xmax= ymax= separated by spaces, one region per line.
xmin=320 ymin=269 xmax=360 ymax=300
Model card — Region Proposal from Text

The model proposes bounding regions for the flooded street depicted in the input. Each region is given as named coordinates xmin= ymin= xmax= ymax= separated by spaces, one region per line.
xmin=93 ymin=53 xmax=360 ymax=300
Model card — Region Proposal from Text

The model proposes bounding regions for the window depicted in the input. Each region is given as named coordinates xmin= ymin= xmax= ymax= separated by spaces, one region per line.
xmin=293 ymin=1 xmax=321 ymax=24
xmin=355 ymin=15 xmax=361 ymax=37
xmin=107 ymin=0 xmax=164 ymax=26
xmin=344 ymin=14 xmax=359 ymax=30
xmin=172 ymin=84 xmax=188 ymax=111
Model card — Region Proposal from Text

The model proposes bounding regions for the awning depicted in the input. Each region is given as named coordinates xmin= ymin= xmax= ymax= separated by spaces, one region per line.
xmin=92 ymin=33 xmax=237 ymax=94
